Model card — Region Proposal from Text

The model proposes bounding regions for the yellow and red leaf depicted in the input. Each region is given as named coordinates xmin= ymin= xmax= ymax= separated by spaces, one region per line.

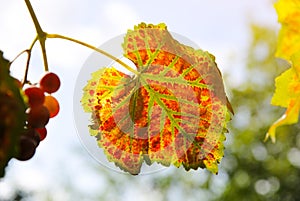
xmin=82 ymin=23 xmax=233 ymax=175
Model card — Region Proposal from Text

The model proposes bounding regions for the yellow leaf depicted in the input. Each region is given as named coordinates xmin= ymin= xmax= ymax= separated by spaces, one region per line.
xmin=267 ymin=0 xmax=300 ymax=142
xmin=291 ymin=50 xmax=300 ymax=75
xmin=266 ymin=99 xmax=300 ymax=142
xmin=267 ymin=52 xmax=300 ymax=141
xmin=275 ymin=0 xmax=300 ymax=60
xmin=271 ymin=68 xmax=293 ymax=107
xmin=271 ymin=67 xmax=298 ymax=107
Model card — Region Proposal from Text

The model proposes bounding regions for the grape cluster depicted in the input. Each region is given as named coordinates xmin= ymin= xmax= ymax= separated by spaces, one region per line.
xmin=16 ymin=72 xmax=60 ymax=161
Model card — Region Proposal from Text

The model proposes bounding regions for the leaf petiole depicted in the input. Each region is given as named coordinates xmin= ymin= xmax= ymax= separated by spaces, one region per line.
xmin=46 ymin=34 xmax=139 ymax=75
xmin=24 ymin=0 xmax=138 ymax=76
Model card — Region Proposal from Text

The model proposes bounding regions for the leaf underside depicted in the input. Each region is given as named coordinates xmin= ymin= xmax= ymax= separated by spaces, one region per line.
xmin=82 ymin=23 xmax=232 ymax=175
xmin=0 ymin=51 xmax=27 ymax=178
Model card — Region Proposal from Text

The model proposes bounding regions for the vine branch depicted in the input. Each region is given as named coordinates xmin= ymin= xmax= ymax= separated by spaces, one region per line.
xmin=24 ymin=0 xmax=48 ymax=71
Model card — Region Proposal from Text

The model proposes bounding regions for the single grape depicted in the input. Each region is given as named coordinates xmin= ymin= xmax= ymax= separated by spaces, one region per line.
xmin=27 ymin=105 xmax=50 ymax=128
xmin=24 ymin=86 xmax=45 ymax=106
xmin=43 ymin=95 xmax=60 ymax=118
xmin=39 ymin=72 xmax=60 ymax=93
xmin=35 ymin=127 xmax=47 ymax=141
xmin=24 ymin=128 xmax=41 ymax=146
xmin=15 ymin=135 xmax=37 ymax=161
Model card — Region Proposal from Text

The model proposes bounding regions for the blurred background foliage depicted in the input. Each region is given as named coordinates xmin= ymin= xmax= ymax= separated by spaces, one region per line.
xmin=216 ymin=24 xmax=300 ymax=201
xmin=2 ymin=24 xmax=300 ymax=201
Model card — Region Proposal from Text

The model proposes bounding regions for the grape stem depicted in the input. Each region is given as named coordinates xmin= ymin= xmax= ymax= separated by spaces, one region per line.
xmin=10 ymin=36 xmax=38 ymax=86
xmin=22 ymin=36 xmax=38 ymax=86
xmin=10 ymin=50 xmax=28 ymax=65
xmin=23 ymin=0 xmax=138 ymax=76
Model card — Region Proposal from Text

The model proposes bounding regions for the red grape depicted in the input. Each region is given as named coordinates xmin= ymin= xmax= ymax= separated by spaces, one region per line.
xmin=15 ymin=127 xmax=42 ymax=161
xmin=43 ymin=95 xmax=60 ymax=118
xmin=27 ymin=105 xmax=50 ymax=128
xmin=39 ymin=72 xmax=60 ymax=93
xmin=24 ymin=86 xmax=45 ymax=106
xmin=15 ymin=135 xmax=38 ymax=161
xmin=24 ymin=128 xmax=41 ymax=146
xmin=35 ymin=127 xmax=47 ymax=141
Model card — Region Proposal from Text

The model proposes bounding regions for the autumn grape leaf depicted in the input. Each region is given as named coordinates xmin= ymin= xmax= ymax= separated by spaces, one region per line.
xmin=0 ymin=50 xmax=27 ymax=178
xmin=81 ymin=23 xmax=233 ymax=175
xmin=266 ymin=0 xmax=300 ymax=142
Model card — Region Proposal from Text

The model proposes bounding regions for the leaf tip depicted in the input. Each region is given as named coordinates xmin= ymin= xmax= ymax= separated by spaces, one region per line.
xmin=264 ymin=132 xmax=276 ymax=143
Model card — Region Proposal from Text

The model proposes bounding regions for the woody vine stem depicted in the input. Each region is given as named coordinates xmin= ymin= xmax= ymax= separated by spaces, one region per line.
xmin=22 ymin=0 xmax=138 ymax=83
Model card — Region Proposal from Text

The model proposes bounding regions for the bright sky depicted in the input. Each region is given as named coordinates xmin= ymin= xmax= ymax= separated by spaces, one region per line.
xmin=0 ymin=0 xmax=278 ymax=200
